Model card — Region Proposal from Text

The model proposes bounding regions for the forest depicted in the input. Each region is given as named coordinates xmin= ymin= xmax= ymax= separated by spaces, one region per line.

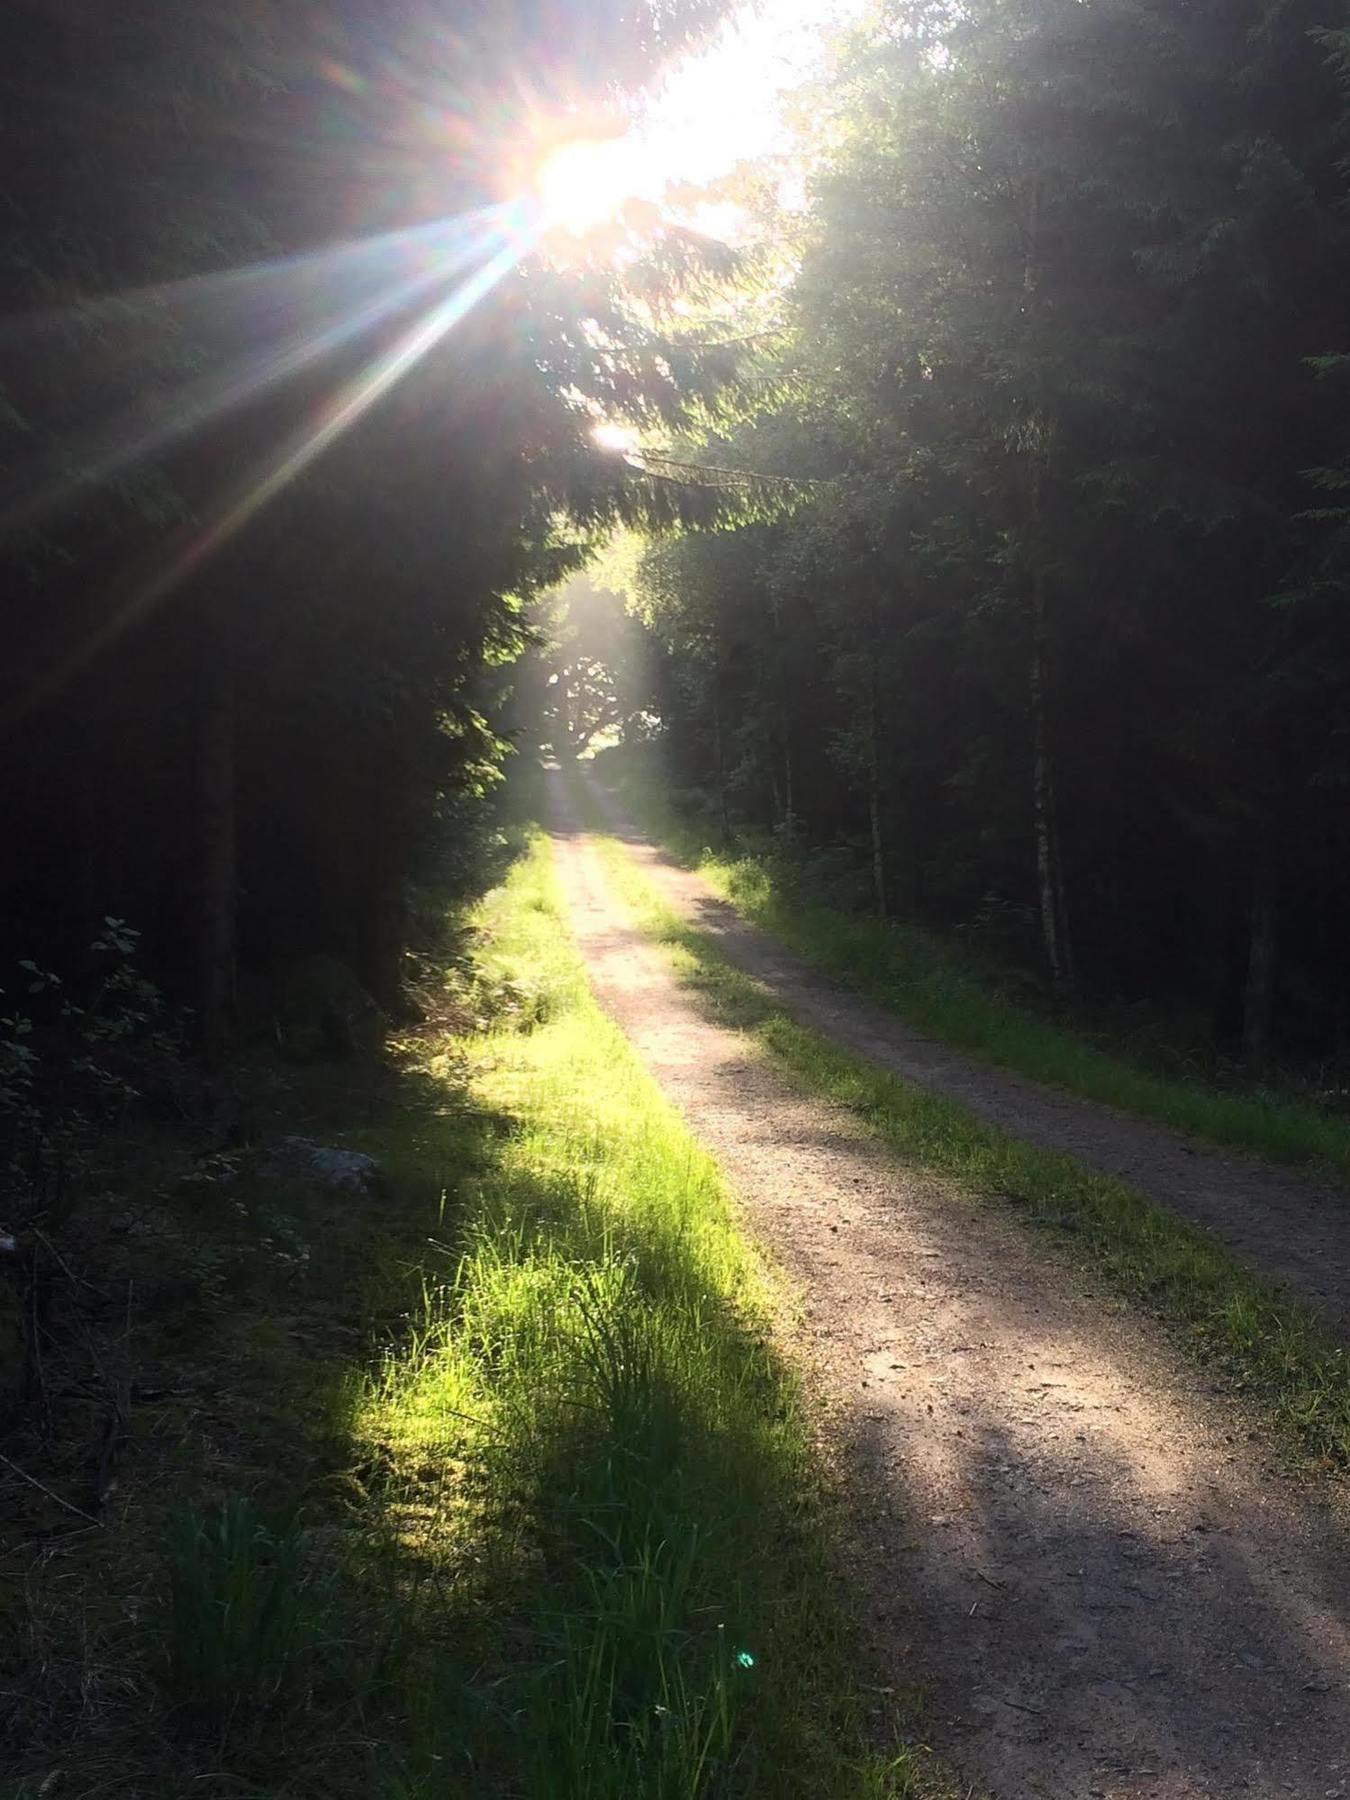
xmin=7 ymin=2 xmax=1350 ymax=1797
xmin=0 ymin=0 xmax=732 ymax=1054
xmin=536 ymin=0 xmax=1350 ymax=1072
xmin=7 ymin=0 xmax=1350 ymax=1072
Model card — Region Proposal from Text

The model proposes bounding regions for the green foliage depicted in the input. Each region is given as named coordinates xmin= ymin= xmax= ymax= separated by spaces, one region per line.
xmin=602 ymin=754 xmax=1350 ymax=1181
xmin=0 ymin=0 xmax=756 ymax=1028
xmin=520 ymin=570 xmax=659 ymax=761
xmin=356 ymin=836 xmax=927 ymax=1796
xmin=618 ymin=0 xmax=1350 ymax=1066
xmin=1 ymin=920 xmax=170 ymax=1222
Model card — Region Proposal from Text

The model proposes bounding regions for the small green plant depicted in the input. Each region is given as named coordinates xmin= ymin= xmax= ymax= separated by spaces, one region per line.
xmin=159 ymin=1496 xmax=323 ymax=1735
xmin=526 ymin=1593 xmax=742 ymax=1800
xmin=0 ymin=918 xmax=170 ymax=1223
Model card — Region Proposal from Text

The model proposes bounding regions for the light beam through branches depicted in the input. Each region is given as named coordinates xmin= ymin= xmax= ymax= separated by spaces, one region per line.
xmin=5 ymin=211 xmax=538 ymax=723
xmin=0 ymin=207 xmax=513 ymax=538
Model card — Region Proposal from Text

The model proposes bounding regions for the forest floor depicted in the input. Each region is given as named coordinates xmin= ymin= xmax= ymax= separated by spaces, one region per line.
xmin=549 ymin=765 xmax=1350 ymax=1799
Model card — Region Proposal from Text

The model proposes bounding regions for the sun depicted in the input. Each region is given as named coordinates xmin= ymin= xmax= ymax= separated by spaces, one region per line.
xmin=592 ymin=421 xmax=638 ymax=453
xmin=534 ymin=136 xmax=637 ymax=234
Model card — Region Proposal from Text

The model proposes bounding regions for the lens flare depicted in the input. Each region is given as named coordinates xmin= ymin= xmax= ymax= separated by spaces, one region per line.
xmin=6 ymin=217 xmax=535 ymax=726
xmin=535 ymin=136 xmax=637 ymax=234
xmin=0 ymin=208 xmax=511 ymax=540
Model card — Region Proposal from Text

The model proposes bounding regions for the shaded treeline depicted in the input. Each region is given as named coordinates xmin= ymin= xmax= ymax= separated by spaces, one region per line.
xmin=636 ymin=0 xmax=1350 ymax=1062
xmin=0 ymin=0 xmax=734 ymax=1050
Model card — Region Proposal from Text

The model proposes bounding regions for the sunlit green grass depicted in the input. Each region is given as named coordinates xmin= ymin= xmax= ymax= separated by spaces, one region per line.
xmin=580 ymin=817 xmax=1350 ymax=1472
xmin=599 ymin=762 xmax=1350 ymax=1185
xmin=341 ymin=833 xmax=936 ymax=1798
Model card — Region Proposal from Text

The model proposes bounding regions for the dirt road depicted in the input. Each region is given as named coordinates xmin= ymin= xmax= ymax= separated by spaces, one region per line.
xmin=547 ymin=770 xmax=1350 ymax=1800
xmin=580 ymin=778 xmax=1350 ymax=1333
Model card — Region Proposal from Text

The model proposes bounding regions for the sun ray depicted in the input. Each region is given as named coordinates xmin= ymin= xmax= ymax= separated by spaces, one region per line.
xmin=7 ymin=224 xmax=534 ymax=726
xmin=0 ymin=207 xmax=511 ymax=536
xmin=0 ymin=209 xmax=504 ymax=347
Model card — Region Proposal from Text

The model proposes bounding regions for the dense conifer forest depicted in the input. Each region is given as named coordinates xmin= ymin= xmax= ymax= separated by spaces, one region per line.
xmin=604 ymin=0 xmax=1350 ymax=1070
xmin=0 ymin=0 xmax=730 ymax=1052
xmin=7 ymin=0 xmax=1350 ymax=1072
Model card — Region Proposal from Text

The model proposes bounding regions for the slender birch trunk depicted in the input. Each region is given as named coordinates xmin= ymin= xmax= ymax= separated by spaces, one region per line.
xmin=868 ymin=621 xmax=887 ymax=919
xmin=1027 ymin=461 xmax=1073 ymax=992
xmin=1242 ymin=826 xmax=1277 ymax=1063
xmin=711 ymin=630 xmax=731 ymax=840
xmin=1029 ymin=592 xmax=1068 ymax=993
xmin=868 ymin=772 xmax=887 ymax=920
xmin=1023 ymin=173 xmax=1072 ymax=992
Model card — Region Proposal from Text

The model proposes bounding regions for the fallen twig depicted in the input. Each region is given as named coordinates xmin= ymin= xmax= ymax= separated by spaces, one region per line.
xmin=32 ymin=1227 xmax=108 ymax=1300
xmin=0 ymin=1452 xmax=102 ymax=1527
xmin=0 ymin=1522 xmax=102 ymax=1562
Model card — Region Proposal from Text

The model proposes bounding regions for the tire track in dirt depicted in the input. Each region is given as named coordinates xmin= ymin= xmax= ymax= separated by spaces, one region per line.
xmin=547 ymin=770 xmax=1350 ymax=1800
xmin=579 ymin=774 xmax=1350 ymax=1334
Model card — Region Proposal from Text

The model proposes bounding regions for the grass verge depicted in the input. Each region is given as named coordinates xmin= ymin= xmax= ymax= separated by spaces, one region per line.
xmin=594 ymin=759 xmax=1350 ymax=1186
xmin=4 ymin=832 xmax=935 ymax=1798
xmin=348 ymin=832 xmax=931 ymax=1797
xmin=575 ymin=809 xmax=1350 ymax=1473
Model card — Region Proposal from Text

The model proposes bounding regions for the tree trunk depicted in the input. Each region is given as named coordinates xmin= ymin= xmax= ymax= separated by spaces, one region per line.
xmin=553 ymin=666 xmax=576 ymax=762
xmin=1021 ymin=172 xmax=1072 ymax=993
xmin=197 ymin=607 xmax=236 ymax=1063
xmin=868 ymin=777 xmax=887 ymax=921
xmin=1030 ymin=569 xmax=1072 ymax=994
xmin=711 ymin=631 xmax=731 ymax=840
xmin=359 ymin=872 xmax=406 ymax=1017
xmin=358 ymin=765 xmax=407 ymax=1016
xmin=868 ymin=635 xmax=887 ymax=919
xmin=1242 ymin=828 xmax=1277 ymax=1063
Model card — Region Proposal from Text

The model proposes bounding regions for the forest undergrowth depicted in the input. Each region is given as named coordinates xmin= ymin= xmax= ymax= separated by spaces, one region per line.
xmin=570 ymin=781 xmax=1350 ymax=1475
xmin=594 ymin=752 xmax=1350 ymax=1188
xmin=3 ymin=832 xmax=932 ymax=1799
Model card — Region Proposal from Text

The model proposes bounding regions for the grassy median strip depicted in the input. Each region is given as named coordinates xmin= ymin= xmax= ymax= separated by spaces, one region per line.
xmin=600 ymin=763 xmax=1350 ymax=1186
xmin=346 ymin=832 xmax=932 ymax=1798
xmin=578 ymin=816 xmax=1350 ymax=1472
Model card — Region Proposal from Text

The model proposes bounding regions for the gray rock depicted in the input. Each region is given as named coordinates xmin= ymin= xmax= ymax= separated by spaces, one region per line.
xmin=268 ymin=1136 xmax=382 ymax=1194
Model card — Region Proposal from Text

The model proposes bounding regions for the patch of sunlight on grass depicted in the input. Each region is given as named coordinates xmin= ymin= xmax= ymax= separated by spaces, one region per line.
xmin=344 ymin=832 xmax=948 ymax=1798
xmin=579 ymin=810 xmax=1350 ymax=1475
